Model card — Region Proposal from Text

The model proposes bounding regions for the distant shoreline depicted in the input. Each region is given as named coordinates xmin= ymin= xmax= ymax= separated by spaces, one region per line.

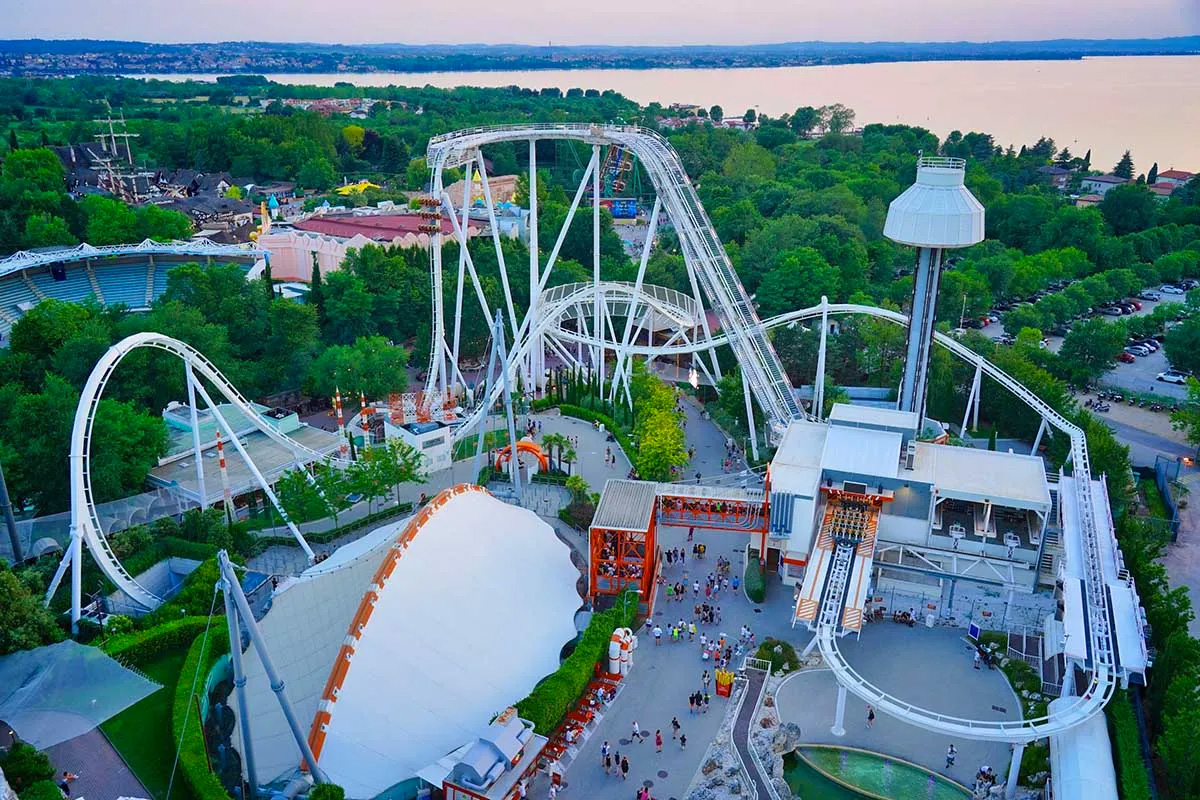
xmin=4 ymin=36 xmax=1198 ymax=78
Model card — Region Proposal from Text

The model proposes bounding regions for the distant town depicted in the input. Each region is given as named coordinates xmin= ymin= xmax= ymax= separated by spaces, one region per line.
xmin=1 ymin=35 xmax=1199 ymax=76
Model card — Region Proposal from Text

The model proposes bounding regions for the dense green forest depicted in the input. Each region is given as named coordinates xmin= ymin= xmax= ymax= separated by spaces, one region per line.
xmin=2 ymin=76 xmax=1200 ymax=796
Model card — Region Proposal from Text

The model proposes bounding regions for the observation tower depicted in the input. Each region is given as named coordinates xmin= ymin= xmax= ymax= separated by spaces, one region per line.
xmin=884 ymin=156 xmax=984 ymax=426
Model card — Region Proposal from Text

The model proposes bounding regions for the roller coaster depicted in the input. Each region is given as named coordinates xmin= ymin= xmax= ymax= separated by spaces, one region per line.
xmin=53 ymin=126 xmax=1144 ymax=758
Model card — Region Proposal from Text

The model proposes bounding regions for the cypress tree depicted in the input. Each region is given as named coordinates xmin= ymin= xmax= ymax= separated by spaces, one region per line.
xmin=7 ymin=130 xmax=17 ymax=151
xmin=309 ymin=254 xmax=325 ymax=325
xmin=40 ymin=130 xmax=48 ymax=148
xmin=1082 ymin=149 xmax=1092 ymax=170
xmin=1148 ymin=163 xmax=1159 ymax=185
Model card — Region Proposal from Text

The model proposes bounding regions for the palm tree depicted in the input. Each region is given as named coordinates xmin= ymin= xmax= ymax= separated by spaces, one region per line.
xmin=561 ymin=446 xmax=577 ymax=476
xmin=542 ymin=432 xmax=569 ymax=473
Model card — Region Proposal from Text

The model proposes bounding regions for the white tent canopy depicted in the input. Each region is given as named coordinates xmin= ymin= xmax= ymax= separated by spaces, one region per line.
xmin=238 ymin=486 xmax=581 ymax=798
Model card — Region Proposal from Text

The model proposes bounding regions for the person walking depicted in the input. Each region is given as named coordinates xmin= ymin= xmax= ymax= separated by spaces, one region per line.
xmin=688 ymin=693 xmax=696 ymax=714
xmin=604 ymin=751 xmax=613 ymax=775
xmin=866 ymin=705 xmax=876 ymax=728
xmin=680 ymin=733 xmax=687 ymax=750
xmin=945 ymin=743 xmax=957 ymax=768
xmin=973 ymin=649 xmax=982 ymax=670
xmin=601 ymin=740 xmax=610 ymax=768
xmin=632 ymin=720 xmax=641 ymax=742
xmin=688 ymin=621 xmax=696 ymax=641
xmin=671 ymin=716 xmax=681 ymax=739
xmin=653 ymin=624 xmax=663 ymax=645
xmin=702 ymin=670 xmax=711 ymax=691
xmin=620 ymin=755 xmax=630 ymax=780
xmin=57 ymin=773 xmax=78 ymax=798
xmin=655 ymin=729 xmax=663 ymax=752
xmin=547 ymin=783 xmax=557 ymax=800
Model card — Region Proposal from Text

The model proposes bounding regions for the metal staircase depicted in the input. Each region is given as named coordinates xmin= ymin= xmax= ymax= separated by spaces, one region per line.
xmin=22 ymin=272 xmax=46 ymax=300
xmin=86 ymin=264 xmax=106 ymax=304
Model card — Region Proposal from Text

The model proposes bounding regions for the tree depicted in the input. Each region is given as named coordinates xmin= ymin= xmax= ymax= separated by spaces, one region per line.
xmin=1148 ymin=162 xmax=1159 ymax=185
xmin=789 ymin=106 xmax=820 ymax=137
xmin=634 ymin=408 xmax=688 ymax=481
xmin=22 ymin=212 xmax=76 ymax=249
xmin=755 ymin=247 xmax=840 ymax=316
xmin=305 ymin=335 xmax=409 ymax=400
xmin=341 ymin=125 xmax=365 ymax=155
xmin=0 ymin=147 xmax=67 ymax=216
xmin=1171 ymin=378 xmax=1200 ymax=447
xmin=0 ymin=564 xmax=64 ymax=655
xmin=1113 ymin=150 xmax=1135 ymax=179
xmin=709 ymin=105 xmax=724 ymax=122
xmin=744 ymin=108 xmax=756 ymax=123
xmin=136 ymin=203 xmax=193 ymax=241
xmin=1100 ymin=182 xmax=1158 ymax=235
xmin=1058 ymin=317 xmax=1127 ymax=381
xmin=321 ymin=271 xmax=376 ymax=344
xmin=80 ymin=195 xmax=137 ymax=245
xmin=309 ymin=257 xmax=325 ymax=323
xmin=822 ymin=103 xmax=856 ymax=134
xmin=1082 ymin=149 xmax=1092 ymax=170
xmin=721 ymin=142 xmax=776 ymax=181
xmin=1165 ymin=320 xmax=1200 ymax=378
xmin=1003 ymin=304 xmax=1047 ymax=335
xmin=298 ymin=157 xmax=336 ymax=191
xmin=7 ymin=129 xmax=16 ymax=151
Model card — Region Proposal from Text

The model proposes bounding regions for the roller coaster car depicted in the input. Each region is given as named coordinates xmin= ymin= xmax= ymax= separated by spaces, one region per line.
xmin=417 ymin=196 xmax=440 ymax=207
xmin=418 ymin=224 xmax=442 ymax=233
xmin=417 ymin=210 xmax=441 ymax=219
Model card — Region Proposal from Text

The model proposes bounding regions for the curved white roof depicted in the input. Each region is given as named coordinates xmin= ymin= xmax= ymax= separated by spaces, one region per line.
xmin=1048 ymin=697 xmax=1118 ymax=800
xmin=310 ymin=485 xmax=580 ymax=798
xmin=883 ymin=157 xmax=985 ymax=249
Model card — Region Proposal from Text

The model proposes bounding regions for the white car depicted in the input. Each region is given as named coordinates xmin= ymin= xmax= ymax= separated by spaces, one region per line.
xmin=1157 ymin=371 xmax=1189 ymax=384
xmin=1125 ymin=345 xmax=1151 ymax=357
xmin=1161 ymin=285 xmax=1186 ymax=295
xmin=1140 ymin=291 xmax=1162 ymax=301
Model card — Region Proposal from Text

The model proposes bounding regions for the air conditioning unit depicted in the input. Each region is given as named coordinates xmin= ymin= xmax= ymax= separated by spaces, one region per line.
xmin=903 ymin=441 xmax=917 ymax=470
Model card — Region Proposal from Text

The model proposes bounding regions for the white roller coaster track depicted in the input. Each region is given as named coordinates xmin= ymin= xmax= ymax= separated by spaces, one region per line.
xmin=58 ymin=332 xmax=355 ymax=616
xmin=425 ymin=124 xmax=804 ymax=434
xmin=547 ymin=300 xmax=1118 ymax=741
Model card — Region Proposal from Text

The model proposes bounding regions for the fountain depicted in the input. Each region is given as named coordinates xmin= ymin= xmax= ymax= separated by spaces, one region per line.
xmin=784 ymin=745 xmax=971 ymax=799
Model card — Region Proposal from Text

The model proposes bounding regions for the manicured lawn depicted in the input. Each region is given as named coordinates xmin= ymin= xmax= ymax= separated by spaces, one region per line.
xmin=101 ymin=648 xmax=197 ymax=800
xmin=1139 ymin=477 xmax=1170 ymax=519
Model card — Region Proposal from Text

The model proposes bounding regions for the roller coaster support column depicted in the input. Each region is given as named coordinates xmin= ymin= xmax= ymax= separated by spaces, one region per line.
xmin=495 ymin=310 xmax=523 ymax=503
xmin=883 ymin=157 xmax=983 ymax=425
xmin=814 ymin=296 xmax=829 ymax=419
xmin=742 ymin=369 xmax=760 ymax=462
xmin=529 ymin=139 xmax=541 ymax=392
xmin=223 ymin=569 xmax=259 ymax=793
xmin=831 ymin=685 xmax=848 ymax=736
xmin=192 ymin=380 xmax=316 ymax=562
xmin=611 ymin=196 xmax=663 ymax=404
xmin=1005 ymin=743 xmax=1024 ymax=799
xmin=593 ymin=145 xmax=603 ymax=389
xmin=0 ymin=455 xmax=22 ymax=562
xmin=218 ymin=551 xmax=328 ymax=784
xmin=185 ymin=363 xmax=208 ymax=508
xmin=960 ymin=361 xmax=982 ymax=436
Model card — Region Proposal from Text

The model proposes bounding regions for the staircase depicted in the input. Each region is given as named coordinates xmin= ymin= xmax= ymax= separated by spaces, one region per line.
xmin=22 ymin=272 xmax=46 ymax=300
xmin=144 ymin=261 xmax=156 ymax=306
xmin=86 ymin=264 xmax=106 ymax=304
xmin=1039 ymin=527 xmax=1062 ymax=584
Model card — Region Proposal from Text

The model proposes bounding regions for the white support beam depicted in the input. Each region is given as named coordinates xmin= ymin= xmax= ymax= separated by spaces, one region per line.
xmin=475 ymin=152 xmax=522 ymax=346
xmin=593 ymin=145 xmax=603 ymax=390
xmin=742 ymin=368 xmax=760 ymax=461
xmin=528 ymin=139 xmax=541 ymax=390
xmin=814 ymin=297 xmax=829 ymax=419
xmin=185 ymin=363 xmax=208 ymax=508
xmin=450 ymin=170 xmax=472 ymax=395
xmin=610 ymin=197 xmax=662 ymax=403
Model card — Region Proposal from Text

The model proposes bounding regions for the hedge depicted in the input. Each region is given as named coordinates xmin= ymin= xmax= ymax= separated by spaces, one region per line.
xmin=18 ymin=781 xmax=66 ymax=800
xmin=744 ymin=551 xmax=766 ymax=603
xmin=102 ymin=616 xmax=216 ymax=666
xmin=558 ymin=404 xmax=636 ymax=459
xmin=515 ymin=589 xmax=637 ymax=734
xmin=172 ymin=628 xmax=232 ymax=800
xmin=1108 ymin=690 xmax=1153 ymax=800
xmin=0 ymin=743 xmax=55 ymax=794
xmin=255 ymin=501 xmax=414 ymax=546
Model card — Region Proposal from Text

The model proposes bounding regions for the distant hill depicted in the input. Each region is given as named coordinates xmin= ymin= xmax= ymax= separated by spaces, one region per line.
xmin=2 ymin=36 xmax=1199 ymax=75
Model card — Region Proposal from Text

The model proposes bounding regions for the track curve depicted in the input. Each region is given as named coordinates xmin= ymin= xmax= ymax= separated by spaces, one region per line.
xmin=69 ymin=332 xmax=354 ymax=609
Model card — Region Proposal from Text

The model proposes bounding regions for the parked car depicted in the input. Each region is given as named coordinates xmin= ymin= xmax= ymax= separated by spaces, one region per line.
xmin=1137 ymin=339 xmax=1160 ymax=351
xmin=1125 ymin=345 xmax=1152 ymax=356
xmin=1161 ymin=284 xmax=1186 ymax=295
xmin=1117 ymin=352 xmax=1136 ymax=363
xmin=1158 ymin=370 xmax=1189 ymax=384
xmin=1101 ymin=306 xmax=1124 ymax=316
xmin=1139 ymin=291 xmax=1162 ymax=301
xmin=1182 ymin=279 xmax=1199 ymax=290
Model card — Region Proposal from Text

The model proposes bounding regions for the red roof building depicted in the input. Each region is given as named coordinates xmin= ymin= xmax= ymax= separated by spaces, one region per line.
xmin=1156 ymin=170 xmax=1195 ymax=187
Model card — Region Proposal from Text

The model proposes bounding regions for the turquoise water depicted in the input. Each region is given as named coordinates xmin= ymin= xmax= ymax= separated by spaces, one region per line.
xmin=784 ymin=747 xmax=970 ymax=800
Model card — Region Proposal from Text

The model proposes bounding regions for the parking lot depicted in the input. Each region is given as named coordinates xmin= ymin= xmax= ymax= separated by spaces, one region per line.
xmin=979 ymin=294 xmax=1191 ymax=399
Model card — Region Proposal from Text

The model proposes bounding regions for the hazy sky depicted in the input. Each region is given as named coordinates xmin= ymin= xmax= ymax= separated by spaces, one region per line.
xmin=3 ymin=0 xmax=1198 ymax=45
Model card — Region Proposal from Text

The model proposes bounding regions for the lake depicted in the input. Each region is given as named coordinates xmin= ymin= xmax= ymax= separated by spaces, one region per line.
xmin=141 ymin=56 xmax=1200 ymax=171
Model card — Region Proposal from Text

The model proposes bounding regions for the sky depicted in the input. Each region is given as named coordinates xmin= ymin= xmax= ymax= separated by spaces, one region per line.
xmin=2 ymin=0 xmax=1198 ymax=45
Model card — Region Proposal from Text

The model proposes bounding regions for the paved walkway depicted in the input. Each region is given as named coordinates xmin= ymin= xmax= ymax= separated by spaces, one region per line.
xmin=1164 ymin=467 xmax=1200 ymax=637
xmin=774 ymin=625 xmax=1020 ymax=788
xmin=732 ymin=667 xmax=771 ymax=798
xmin=46 ymin=729 xmax=150 ymax=800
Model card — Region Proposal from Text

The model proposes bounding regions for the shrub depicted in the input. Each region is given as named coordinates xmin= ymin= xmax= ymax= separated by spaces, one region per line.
xmin=1107 ymin=690 xmax=1152 ymax=800
xmin=172 ymin=629 xmax=231 ymax=800
xmin=744 ymin=551 xmax=766 ymax=603
xmin=18 ymin=780 xmax=66 ymax=800
xmin=0 ymin=743 xmax=55 ymax=793
xmin=558 ymin=404 xmax=636 ymax=458
xmin=309 ymin=784 xmax=346 ymax=800
xmin=754 ymin=638 xmax=799 ymax=672
xmin=102 ymin=616 xmax=215 ymax=666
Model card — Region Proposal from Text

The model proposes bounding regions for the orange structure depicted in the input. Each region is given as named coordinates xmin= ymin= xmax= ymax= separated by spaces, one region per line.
xmin=494 ymin=440 xmax=550 ymax=472
xmin=588 ymin=480 xmax=770 ymax=608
